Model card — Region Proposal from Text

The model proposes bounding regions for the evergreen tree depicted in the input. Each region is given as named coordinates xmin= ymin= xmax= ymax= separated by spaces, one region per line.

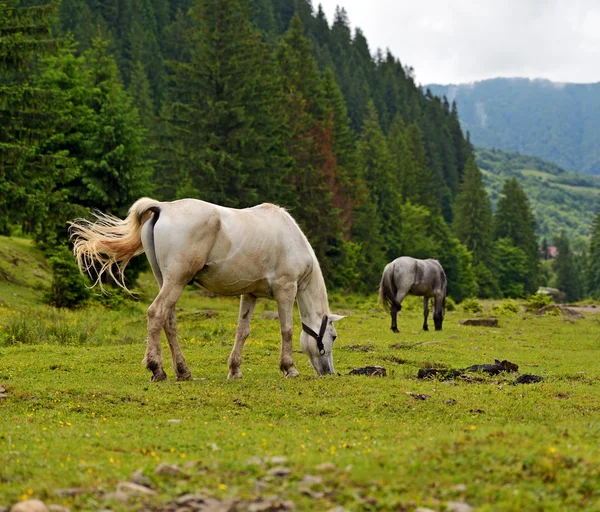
xmin=495 ymin=238 xmax=528 ymax=298
xmin=158 ymin=0 xmax=291 ymax=206
xmin=553 ymin=232 xmax=583 ymax=302
xmin=0 ymin=0 xmax=78 ymax=237
xmin=275 ymin=15 xmax=346 ymax=282
xmin=494 ymin=177 xmax=540 ymax=294
xmin=587 ymin=211 xmax=600 ymax=299
xmin=453 ymin=157 xmax=499 ymax=297
xmin=356 ymin=102 xmax=403 ymax=262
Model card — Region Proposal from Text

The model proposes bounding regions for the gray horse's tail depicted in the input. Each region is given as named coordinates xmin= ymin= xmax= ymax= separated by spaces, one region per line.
xmin=69 ymin=197 xmax=161 ymax=292
xmin=379 ymin=265 xmax=398 ymax=312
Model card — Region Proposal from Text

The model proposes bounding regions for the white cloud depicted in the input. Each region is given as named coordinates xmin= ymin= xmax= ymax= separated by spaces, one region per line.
xmin=315 ymin=0 xmax=600 ymax=85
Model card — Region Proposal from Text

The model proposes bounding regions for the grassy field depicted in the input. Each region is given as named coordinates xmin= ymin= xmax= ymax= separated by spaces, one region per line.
xmin=1 ymin=239 xmax=600 ymax=511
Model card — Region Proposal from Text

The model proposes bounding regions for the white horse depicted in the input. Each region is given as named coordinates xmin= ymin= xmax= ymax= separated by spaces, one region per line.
xmin=70 ymin=197 xmax=343 ymax=381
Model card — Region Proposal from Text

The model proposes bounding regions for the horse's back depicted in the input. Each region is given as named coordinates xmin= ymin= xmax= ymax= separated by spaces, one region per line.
xmin=150 ymin=199 xmax=314 ymax=296
xmin=388 ymin=256 xmax=445 ymax=297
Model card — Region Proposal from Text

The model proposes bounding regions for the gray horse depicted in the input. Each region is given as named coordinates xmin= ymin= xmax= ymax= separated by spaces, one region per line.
xmin=379 ymin=257 xmax=447 ymax=332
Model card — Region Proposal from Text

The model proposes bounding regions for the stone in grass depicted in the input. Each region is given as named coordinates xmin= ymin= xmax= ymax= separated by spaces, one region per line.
xmin=459 ymin=318 xmax=498 ymax=327
xmin=130 ymin=469 xmax=152 ymax=488
xmin=115 ymin=482 xmax=157 ymax=497
xmin=10 ymin=500 xmax=48 ymax=512
xmin=314 ymin=462 xmax=337 ymax=473
xmin=247 ymin=498 xmax=295 ymax=511
xmin=0 ymin=385 xmax=6 ymax=393
xmin=153 ymin=463 xmax=184 ymax=477
xmin=267 ymin=466 xmax=292 ymax=478
xmin=446 ymin=501 xmax=475 ymax=512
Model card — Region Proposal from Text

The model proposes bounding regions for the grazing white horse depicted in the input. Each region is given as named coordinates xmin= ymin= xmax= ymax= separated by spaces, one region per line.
xmin=70 ymin=197 xmax=343 ymax=381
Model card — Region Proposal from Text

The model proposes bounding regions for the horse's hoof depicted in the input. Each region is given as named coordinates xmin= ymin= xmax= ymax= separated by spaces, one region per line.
xmin=176 ymin=372 xmax=193 ymax=381
xmin=228 ymin=371 xmax=243 ymax=380
xmin=151 ymin=371 xmax=167 ymax=382
xmin=391 ymin=328 xmax=399 ymax=334
xmin=285 ymin=368 xmax=299 ymax=378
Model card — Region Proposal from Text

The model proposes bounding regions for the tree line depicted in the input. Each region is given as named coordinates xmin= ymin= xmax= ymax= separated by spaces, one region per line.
xmin=2 ymin=0 xmax=597 ymax=306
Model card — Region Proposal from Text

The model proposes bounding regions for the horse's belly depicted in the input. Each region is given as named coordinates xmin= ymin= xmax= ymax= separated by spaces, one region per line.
xmin=196 ymin=266 xmax=273 ymax=298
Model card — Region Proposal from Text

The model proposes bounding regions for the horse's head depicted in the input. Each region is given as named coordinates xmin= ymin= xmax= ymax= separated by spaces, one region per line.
xmin=300 ymin=314 xmax=344 ymax=375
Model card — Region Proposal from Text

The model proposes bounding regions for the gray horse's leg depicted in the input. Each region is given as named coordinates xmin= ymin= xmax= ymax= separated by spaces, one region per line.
xmin=228 ymin=294 xmax=257 ymax=380
xmin=274 ymin=283 xmax=299 ymax=378
xmin=144 ymin=281 xmax=186 ymax=381
xmin=433 ymin=295 xmax=444 ymax=331
xmin=164 ymin=307 xmax=192 ymax=381
xmin=390 ymin=303 xmax=401 ymax=333
xmin=422 ymin=297 xmax=430 ymax=331
xmin=391 ymin=288 xmax=409 ymax=333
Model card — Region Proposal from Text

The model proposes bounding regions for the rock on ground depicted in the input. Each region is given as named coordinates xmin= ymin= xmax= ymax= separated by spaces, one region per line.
xmin=10 ymin=500 xmax=49 ymax=512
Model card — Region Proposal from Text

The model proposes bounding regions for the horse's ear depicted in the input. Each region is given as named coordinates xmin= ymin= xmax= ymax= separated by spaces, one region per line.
xmin=329 ymin=314 xmax=345 ymax=323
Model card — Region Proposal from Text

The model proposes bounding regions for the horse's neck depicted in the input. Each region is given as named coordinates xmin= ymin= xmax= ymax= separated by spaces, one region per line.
xmin=296 ymin=264 xmax=329 ymax=326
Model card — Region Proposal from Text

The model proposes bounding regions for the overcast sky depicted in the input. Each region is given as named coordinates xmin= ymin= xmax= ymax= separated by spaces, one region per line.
xmin=316 ymin=0 xmax=600 ymax=85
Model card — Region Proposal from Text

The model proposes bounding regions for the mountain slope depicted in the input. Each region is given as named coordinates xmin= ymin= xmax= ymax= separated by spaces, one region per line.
xmin=428 ymin=78 xmax=600 ymax=174
xmin=476 ymin=148 xmax=600 ymax=240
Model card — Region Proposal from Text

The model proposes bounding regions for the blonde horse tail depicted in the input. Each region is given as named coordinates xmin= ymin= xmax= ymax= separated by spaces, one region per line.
xmin=378 ymin=264 xmax=396 ymax=312
xmin=69 ymin=197 xmax=161 ymax=292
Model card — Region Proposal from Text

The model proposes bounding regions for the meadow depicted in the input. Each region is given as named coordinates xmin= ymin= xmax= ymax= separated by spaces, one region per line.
xmin=1 ymin=240 xmax=600 ymax=511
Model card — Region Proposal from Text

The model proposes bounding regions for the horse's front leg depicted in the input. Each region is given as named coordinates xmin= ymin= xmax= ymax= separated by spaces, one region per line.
xmin=274 ymin=283 xmax=299 ymax=378
xmin=422 ymin=297 xmax=430 ymax=331
xmin=164 ymin=307 xmax=192 ymax=381
xmin=144 ymin=281 xmax=185 ymax=382
xmin=228 ymin=294 xmax=257 ymax=380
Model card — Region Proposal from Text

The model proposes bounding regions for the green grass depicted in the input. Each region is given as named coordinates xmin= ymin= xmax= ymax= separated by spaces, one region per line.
xmin=1 ymin=239 xmax=600 ymax=511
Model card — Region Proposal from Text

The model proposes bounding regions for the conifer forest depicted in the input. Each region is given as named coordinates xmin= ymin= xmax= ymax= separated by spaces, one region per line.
xmin=2 ymin=0 xmax=599 ymax=303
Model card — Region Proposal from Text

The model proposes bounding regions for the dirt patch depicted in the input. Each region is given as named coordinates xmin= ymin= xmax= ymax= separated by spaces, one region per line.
xmin=459 ymin=318 xmax=499 ymax=327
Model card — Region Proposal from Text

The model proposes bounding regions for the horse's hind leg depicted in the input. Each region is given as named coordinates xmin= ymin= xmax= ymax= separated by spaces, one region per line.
xmin=390 ymin=303 xmax=400 ymax=333
xmin=144 ymin=281 xmax=186 ymax=381
xmin=390 ymin=289 xmax=408 ymax=333
xmin=164 ymin=307 xmax=192 ymax=380
xmin=228 ymin=294 xmax=257 ymax=380
xmin=422 ymin=297 xmax=430 ymax=331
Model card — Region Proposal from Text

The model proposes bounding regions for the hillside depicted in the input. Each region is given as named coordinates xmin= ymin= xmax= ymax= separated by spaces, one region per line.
xmin=427 ymin=78 xmax=600 ymax=174
xmin=476 ymin=148 xmax=600 ymax=240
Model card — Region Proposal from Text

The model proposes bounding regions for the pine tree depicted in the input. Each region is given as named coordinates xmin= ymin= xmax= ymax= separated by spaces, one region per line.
xmin=494 ymin=178 xmax=540 ymax=294
xmin=453 ymin=157 xmax=498 ymax=297
xmin=587 ymin=212 xmax=600 ymax=299
xmin=158 ymin=0 xmax=291 ymax=207
xmin=0 ymin=0 xmax=78 ymax=237
xmin=276 ymin=15 xmax=354 ymax=285
xmin=553 ymin=232 xmax=583 ymax=302
xmin=355 ymin=101 xmax=401 ymax=275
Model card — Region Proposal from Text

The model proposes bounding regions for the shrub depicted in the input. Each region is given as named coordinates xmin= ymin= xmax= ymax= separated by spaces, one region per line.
xmin=461 ymin=297 xmax=482 ymax=313
xmin=445 ymin=296 xmax=456 ymax=312
xmin=45 ymin=246 xmax=90 ymax=309
xmin=492 ymin=300 xmax=519 ymax=314
xmin=526 ymin=292 xmax=553 ymax=311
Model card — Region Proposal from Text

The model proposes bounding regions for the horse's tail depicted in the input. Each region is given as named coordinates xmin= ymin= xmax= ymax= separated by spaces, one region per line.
xmin=69 ymin=197 xmax=161 ymax=292
xmin=379 ymin=264 xmax=398 ymax=312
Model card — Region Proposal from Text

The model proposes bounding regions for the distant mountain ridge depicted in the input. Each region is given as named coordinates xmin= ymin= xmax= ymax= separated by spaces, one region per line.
xmin=476 ymin=147 xmax=600 ymax=240
xmin=427 ymin=78 xmax=600 ymax=174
